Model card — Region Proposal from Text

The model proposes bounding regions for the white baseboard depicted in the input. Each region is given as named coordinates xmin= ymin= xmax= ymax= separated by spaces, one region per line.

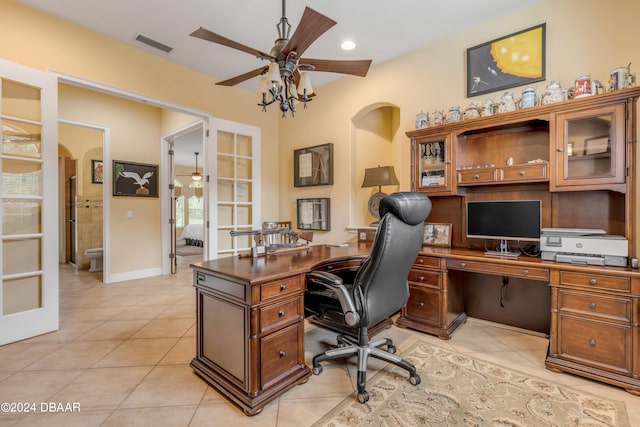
xmin=107 ymin=267 xmax=163 ymax=284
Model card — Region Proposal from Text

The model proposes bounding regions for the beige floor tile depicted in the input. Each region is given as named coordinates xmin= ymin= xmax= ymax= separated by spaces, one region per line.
xmin=76 ymin=319 xmax=149 ymax=341
xmin=93 ymin=337 xmax=179 ymax=367
xmin=276 ymin=396 xmax=345 ymax=427
xmin=48 ymin=366 xmax=151 ymax=411
xmin=190 ymin=402 xmax=278 ymax=427
xmin=157 ymin=303 xmax=196 ymax=319
xmin=24 ymin=340 xmax=123 ymax=370
xmin=0 ymin=369 xmax=83 ymax=402
xmin=116 ymin=304 xmax=172 ymax=320
xmin=158 ymin=336 xmax=196 ymax=365
xmin=119 ymin=365 xmax=207 ymax=408
xmin=13 ymin=410 xmax=112 ymax=427
xmin=102 ymin=405 xmax=197 ymax=427
xmin=130 ymin=318 xmax=195 ymax=339
xmin=0 ymin=342 xmax=64 ymax=371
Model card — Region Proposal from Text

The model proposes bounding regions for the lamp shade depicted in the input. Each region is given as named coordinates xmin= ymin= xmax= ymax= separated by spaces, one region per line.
xmin=266 ymin=62 xmax=282 ymax=85
xmin=297 ymin=71 xmax=314 ymax=95
xmin=361 ymin=165 xmax=399 ymax=188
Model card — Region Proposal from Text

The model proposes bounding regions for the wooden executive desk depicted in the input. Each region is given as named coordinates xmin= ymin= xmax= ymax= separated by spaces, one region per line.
xmin=190 ymin=243 xmax=370 ymax=416
xmin=191 ymin=243 xmax=640 ymax=416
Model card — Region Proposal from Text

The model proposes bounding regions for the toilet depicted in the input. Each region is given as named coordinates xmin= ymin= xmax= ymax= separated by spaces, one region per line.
xmin=84 ymin=248 xmax=103 ymax=272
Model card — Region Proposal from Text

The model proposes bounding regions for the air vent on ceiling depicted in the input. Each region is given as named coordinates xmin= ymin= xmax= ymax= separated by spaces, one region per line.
xmin=135 ymin=33 xmax=173 ymax=53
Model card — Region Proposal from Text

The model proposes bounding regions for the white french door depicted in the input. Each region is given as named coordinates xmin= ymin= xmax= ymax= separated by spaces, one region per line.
xmin=0 ymin=59 xmax=58 ymax=345
xmin=209 ymin=119 xmax=261 ymax=258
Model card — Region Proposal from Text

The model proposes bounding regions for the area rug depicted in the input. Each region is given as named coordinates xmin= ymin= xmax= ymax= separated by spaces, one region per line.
xmin=175 ymin=244 xmax=203 ymax=256
xmin=313 ymin=341 xmax=629 ymax=427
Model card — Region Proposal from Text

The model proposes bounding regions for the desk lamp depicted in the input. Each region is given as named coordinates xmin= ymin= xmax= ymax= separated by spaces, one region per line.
xmin=361 ymin=165 xmax=399 ymax=225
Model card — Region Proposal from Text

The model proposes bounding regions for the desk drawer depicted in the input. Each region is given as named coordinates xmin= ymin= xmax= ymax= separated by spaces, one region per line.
xmin=408 ymin=269 xmax=440 ymax=289
xmin=261 ymin=323 xmax=301 ymax=388
xmin=260 ymin=276 xmax=302 ymax=302
xmin=558 ymin=290 xmax=630 ymax=323
xmin=501 ymin=163 xmax=547 ymax=182
xmin=260 ymin=297 xmax=301 ymax=334
xmin=195 ymin=272 xmax=246 ymax=301
xmin=558 ymin=315 xmax=631 ymax=374
xmin=458 ymin=168 xmax=497 ymax=185
xmin=559 ymin=271 xmax=630 ymax=292
xmin=405 ymin=285 xmax=441 ymax=325
xmin=413 ymin=255 xmax=440 ymax=269
xmin=316 ymin=259 xmax=363 ymax=273
xmin=447 ymin=259 xmax=549 ymax=281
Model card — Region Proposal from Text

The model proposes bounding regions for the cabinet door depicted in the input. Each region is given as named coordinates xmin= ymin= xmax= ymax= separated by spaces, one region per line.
xmin=554 ymin=104 xmax=625 ymax=189
xmin=412 ymin=133 xmax=454 ymax=195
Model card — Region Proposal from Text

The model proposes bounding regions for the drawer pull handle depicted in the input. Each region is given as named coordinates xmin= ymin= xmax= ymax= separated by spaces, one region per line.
xmin=279 ymin=351 xmax=287 ymax=358
xmin=327 ymin=265 xmax=333 ymax=270
xmin=278 ymin=310 xmax=286 ymax=317
xmin=519 ymin=171 xmax=525 ymax=176
xmin=460 ymin=262 xmax=466 ymax=268
xmin=280 ymin=284 xmax=287 ymax=291
xmin=522 ymin=269 xmax=529 ymax=275
xmin=589 ymin=302 xmax=597 ymax=309
xmin=474 ymin=174 xmax=480 ymax=179
xmin=418 ymin=259 xmax=424 ymax=264
xmin=419 ymin=276 xmax=425 ymax=281
xmin=589 ymin=278 xmax=597 ymax=285
xmin=419 ymin=302 xmax=425 ymax=308
xmin=589 ymin=339 xmax=597 ymax=347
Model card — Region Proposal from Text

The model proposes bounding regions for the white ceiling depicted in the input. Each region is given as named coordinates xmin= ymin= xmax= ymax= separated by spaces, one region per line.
xmin=20 ymin=0 xmax=541 ymax=166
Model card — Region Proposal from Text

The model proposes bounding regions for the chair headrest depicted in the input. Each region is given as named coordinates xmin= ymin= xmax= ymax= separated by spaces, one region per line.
xmin=379 ymin=192 xmax=431 ymax=225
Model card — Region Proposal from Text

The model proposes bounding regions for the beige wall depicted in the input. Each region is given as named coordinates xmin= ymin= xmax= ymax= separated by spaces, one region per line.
xmin=279 ymin=0 xmax=640 ymax=245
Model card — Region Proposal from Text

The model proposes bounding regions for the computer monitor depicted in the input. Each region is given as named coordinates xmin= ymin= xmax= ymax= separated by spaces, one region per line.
xmin=466 ymin=200 xmax=542 ymax=257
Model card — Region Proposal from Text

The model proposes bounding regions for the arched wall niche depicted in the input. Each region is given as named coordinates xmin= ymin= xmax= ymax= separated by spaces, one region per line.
xmin=350 ymin=102 xmax=401 ymax=228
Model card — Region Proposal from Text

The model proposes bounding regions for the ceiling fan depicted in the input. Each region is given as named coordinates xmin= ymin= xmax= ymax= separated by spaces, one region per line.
xmin=177 ymin=152 xmax=203 ymax=181
xmin=190 ymin=0 xmax=372 ymax=116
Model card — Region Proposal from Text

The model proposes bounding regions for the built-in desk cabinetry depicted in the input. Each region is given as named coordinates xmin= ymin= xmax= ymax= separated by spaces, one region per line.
xmin=399 ymin=87 xmax=640 ymax=396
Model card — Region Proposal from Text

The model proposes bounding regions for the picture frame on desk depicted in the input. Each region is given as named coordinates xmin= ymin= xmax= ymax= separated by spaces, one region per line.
xmin=293 ymin=143 xmax=333 ymax=187
xmin=466 ymin=23 xmax=546 ymax=97
xmin=423 ymin=223 xmax=452 ymax=247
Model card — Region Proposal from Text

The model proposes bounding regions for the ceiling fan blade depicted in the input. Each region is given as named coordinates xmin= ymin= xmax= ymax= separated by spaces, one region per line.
xmin=300 ymin=58 xmax=372 ymax=77
xmin=190 ymin=27 xmax=274 ymax=60
xmin=216 ymin=66 xmax=268 ymax=86
xmin=282 ymin=7 xmax=336 ymax=57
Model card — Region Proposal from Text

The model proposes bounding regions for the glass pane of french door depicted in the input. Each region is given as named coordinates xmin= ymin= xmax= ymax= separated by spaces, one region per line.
xmin=0 ymin=59 xmax=58 ymax=345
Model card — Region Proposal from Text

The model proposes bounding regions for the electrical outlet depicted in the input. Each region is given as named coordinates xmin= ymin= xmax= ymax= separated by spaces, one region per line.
xmin=359 ymin=232 xmax=367 ymax=240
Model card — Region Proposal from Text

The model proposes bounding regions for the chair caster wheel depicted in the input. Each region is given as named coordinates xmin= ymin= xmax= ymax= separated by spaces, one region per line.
xmin=312 ymin=365 xmax=323 ymax=375
xmin=387 ymin=344 xmax=396 ymax=354
xmin=357 ymin=390 xmax=369 ymax=403
xmin=410 ymin=374 xmax=421 ymax=385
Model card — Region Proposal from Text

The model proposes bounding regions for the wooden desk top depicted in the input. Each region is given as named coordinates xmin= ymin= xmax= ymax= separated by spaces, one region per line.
xmin=191 ymin=243 xmax=371 ymax=284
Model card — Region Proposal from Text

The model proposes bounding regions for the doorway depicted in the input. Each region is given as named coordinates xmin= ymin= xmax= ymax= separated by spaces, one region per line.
xmin=58 ymin=121 xmax=106 ymax=282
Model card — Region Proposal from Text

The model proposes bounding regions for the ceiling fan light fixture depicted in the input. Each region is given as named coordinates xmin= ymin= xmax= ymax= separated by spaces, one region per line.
xmin=298 ymin=72 xmax=314 ymax=95
xmin=191 ymin=173 xmax=203 ymax=181
xmin=266 ymin=62 xmax=282 ymax=84
xmin=257 ymin=75 xmax=270 ymax=95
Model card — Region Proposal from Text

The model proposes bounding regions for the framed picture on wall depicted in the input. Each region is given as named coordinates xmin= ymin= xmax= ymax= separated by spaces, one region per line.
xmin=91 ymin=159 xmax=103 ymax=184
xmin=297 ymin=198 xmax=330 ymax=231
xmin=293 ymin=143 xmax=334 ymax=187
xmin=466 ymin=23 xmax=546 ymax=97
xmin=113 ymin=160 xmax=159 ymax=197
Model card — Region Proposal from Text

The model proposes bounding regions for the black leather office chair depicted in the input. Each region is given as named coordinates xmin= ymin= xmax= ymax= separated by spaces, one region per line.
xmin=305 ymin=192 xmax=432 ymax=403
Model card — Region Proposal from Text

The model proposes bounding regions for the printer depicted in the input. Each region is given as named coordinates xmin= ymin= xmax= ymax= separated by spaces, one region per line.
xmin=540 ymin=228 xmax=628 ymax=267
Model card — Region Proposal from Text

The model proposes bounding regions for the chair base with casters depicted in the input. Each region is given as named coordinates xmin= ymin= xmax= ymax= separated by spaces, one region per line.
xmin=311 ymin=326 xmax=421 ymax=403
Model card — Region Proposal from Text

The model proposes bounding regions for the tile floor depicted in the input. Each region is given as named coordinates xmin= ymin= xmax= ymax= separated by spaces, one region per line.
xmin=0 ymin=255 xmax=638 ymax=426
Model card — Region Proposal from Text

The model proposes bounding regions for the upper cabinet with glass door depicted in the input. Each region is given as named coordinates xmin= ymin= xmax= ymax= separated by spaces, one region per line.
xmin=553 ymin=103 xmax=626 ymax=192
xmin=411 ymin=132 xmax=454 ymax=195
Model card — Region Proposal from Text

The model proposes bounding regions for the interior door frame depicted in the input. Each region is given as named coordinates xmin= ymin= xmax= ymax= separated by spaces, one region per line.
xmin=161 ymin=120 xmax=207 ymax=274
xmin=58 ymin=119 xmax=110 ymax=281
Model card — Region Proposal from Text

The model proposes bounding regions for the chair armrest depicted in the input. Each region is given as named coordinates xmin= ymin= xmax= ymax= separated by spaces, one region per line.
xmin=306 ymin=270 xmax=360 ymax=326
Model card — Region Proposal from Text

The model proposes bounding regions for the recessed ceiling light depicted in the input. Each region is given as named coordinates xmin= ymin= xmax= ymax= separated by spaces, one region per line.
xmin=341 ymin=40 xmax=356 ymax=51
